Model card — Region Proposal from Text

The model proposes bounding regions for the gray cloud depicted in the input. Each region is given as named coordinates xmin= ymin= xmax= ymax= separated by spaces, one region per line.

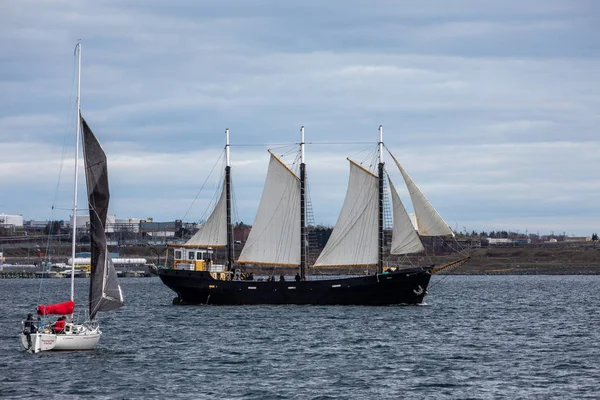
xmin=1 ymin=0 xmax=598 ymax=236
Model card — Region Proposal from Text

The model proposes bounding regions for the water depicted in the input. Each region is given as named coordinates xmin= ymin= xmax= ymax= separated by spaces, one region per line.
xmin=1 ymin=275 xmax=599 ymax=399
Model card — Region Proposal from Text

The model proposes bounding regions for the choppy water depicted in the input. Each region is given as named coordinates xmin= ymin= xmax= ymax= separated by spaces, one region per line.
xmin=1 ymin=275 xmax=599 ymax=399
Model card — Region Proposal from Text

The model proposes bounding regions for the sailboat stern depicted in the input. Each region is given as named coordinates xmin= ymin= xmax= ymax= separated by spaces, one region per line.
xmin=20 ymin=332 xmax=58 ymax=353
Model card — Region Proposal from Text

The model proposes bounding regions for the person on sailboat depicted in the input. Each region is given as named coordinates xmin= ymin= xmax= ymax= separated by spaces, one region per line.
xmin=22 ymin=314 xmax=37 ymax=349
xmin=52 ymin=316 xmax=66 ymax=334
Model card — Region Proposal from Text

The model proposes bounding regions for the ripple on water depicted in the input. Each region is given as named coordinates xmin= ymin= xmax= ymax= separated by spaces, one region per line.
xmin=2 ymin=276 xmax=600 ymax=399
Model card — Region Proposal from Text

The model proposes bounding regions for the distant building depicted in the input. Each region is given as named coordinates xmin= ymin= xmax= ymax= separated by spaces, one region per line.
xmin=70 ymin=215 xmax=124 ymax=232
xmin=0 ymin=214 xmax=23 ymax=227
xmin=564 ymin=236 xmax=591 ymax=242
xmin=69 ymin=214 xmax=91 ymax=229
xmin=487 ymin=238 xmax=513 ymax=245
xmin=233 ymin=225 xmax=251 ymax=243
xmin=24 ymin=220 xmax=51 ymax=230
xmin=147 ymin=231 xmax=175 ymax=237
xmin=455 ymin=238 xmax=482 ymax=248
xmin=113 ymin=218 xmax=144 ymax=233
xmin=140 ymin=220 xmax=181 ymax=233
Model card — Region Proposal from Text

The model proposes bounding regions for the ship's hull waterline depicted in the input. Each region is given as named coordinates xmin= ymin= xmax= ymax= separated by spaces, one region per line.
xmin=158 ymin=268 xmax=431 ymax=306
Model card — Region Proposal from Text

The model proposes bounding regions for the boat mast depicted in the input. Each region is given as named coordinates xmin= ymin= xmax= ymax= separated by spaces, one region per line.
xmin=225 ymin=128 xmax=234 ymax=271
xmin=299 ymin=126 xmax=306 ymax=280
xmin=70 ymin=42 xmax=82 ymax=302
xmin=377 ymin=125 xmax=384 ymax=274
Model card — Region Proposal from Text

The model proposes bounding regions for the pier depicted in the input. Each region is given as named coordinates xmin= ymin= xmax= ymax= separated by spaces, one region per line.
xmin=0 ymin=269 xmax=152 ymax=279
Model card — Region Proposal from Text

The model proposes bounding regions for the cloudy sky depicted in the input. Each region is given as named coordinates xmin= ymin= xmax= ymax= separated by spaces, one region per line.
xmin=1 ymin=0 xmax=598 ymax=236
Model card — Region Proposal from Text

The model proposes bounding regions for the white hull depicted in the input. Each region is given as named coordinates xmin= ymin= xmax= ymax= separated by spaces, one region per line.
xmin=20 ymin=322 xmax=101 ymax=353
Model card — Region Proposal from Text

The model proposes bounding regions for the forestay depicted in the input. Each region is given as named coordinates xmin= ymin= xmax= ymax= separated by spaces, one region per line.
xmin=81 ymin=117 xmax=124 ymax=320
xmin=314 ymin=160 xmax=378 ymax=267
xmin=237 ymin=152 xmax=301 ymax=266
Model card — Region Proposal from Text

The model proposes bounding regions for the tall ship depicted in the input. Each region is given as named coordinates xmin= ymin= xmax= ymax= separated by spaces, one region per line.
xmin=157 ymin=127 xmax=468 ymax=305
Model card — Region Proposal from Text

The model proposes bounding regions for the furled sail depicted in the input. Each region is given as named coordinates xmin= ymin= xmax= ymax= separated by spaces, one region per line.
xmin=388 ymin=177 xmax=425 ymax=254
xmin=389 ymin=152 xmax=454 ymax=237
xmin=37 ymin=301 xmax=75 ymax=316
xmin=81 ymin=117 xmax=124 ymax=320
xmin=185 ymin=179 xmax=228 ymax=247
xmin=237 ymin=151 xmax=300 ymax=266
xmin=314 ymin=160 xmax=378 ymax=267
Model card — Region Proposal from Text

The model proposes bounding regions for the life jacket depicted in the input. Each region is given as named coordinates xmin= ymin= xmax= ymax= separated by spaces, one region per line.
xmin=54 ymin=319 xmax=65 ymax=333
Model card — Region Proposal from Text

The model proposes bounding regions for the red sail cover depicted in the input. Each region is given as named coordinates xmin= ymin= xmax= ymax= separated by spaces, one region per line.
xmin=37 ymin=300 xmax=75 ymax=316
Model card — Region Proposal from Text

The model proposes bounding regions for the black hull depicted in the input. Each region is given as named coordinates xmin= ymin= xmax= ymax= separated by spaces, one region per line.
xmin=157 ymin=268 xmax=432 ymax=305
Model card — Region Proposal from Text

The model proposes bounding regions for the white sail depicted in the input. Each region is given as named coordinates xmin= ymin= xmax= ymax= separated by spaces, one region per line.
xmin=388 ymin=176 xmax=425 ymax=254
xmin=314 ymin=160 xmax=378 ymax=267
xmin=185 ymin=179 xmax=228 ymax=247
xmin=389 ymin=153 xmax=454 ymax=237
xmin=237 ymin=152 xmax=300 ymax=265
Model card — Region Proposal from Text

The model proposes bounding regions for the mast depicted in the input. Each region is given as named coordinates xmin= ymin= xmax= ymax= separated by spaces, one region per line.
xmin=70 ymin=42 xmax=81 ymax=302
xmin=377 ymin=125 xmax=384 ymax=274
xmin=225 ymin=128 xmax=234 ymax=271
xmin=299 ymin=126 xmax=306 ymax=280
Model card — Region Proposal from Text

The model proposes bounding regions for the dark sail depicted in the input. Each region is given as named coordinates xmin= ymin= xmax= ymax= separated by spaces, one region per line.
xmin=81 ymin=116 xmax=124 ymax=320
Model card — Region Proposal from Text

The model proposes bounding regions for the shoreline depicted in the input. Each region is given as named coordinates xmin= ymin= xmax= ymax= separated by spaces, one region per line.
xmin=2 ymin=242 xmax=599 ymax=277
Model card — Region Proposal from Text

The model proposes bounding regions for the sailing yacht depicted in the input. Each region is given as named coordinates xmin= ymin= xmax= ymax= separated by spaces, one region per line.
xmin=20 ymin=43 xmax=124 ymax=353
xmin=157 ymin=126 xmax=468 ymax=305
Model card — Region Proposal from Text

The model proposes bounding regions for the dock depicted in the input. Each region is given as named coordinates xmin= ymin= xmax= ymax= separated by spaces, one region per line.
xmin=0 ymin=269 xmax=152 ymax=279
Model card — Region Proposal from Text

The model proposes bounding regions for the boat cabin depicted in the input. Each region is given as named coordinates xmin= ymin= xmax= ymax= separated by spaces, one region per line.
xmin=172 ymin=247 xmax=229 ymax=280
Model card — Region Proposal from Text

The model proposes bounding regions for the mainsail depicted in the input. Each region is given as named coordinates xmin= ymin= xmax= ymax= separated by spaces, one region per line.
xmin=314 ymin=160 xmax=379 ymax=267
xmin=389 ymin=152 xmax=454 ymax=237
xmin=184 ymin=179 xmax=228 ymax=247
xmin=36 ymin=301 xmax=75 ymax=316
xmin=81 ymin=117 xmax=124 ymax=320
xmin=237 ymin=152 xmax=301 ymax=266
xmin=388 ymin=177 xmax=425 ymax=254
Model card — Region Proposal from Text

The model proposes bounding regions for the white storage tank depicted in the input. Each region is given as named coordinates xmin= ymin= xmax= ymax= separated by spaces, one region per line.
xmin=68 ymin=257 xmax=148 ymax=265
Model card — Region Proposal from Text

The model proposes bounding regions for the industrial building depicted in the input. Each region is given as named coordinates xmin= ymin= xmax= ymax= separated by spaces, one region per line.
xmin=0 ymin=214 xmax=23 ymax=227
